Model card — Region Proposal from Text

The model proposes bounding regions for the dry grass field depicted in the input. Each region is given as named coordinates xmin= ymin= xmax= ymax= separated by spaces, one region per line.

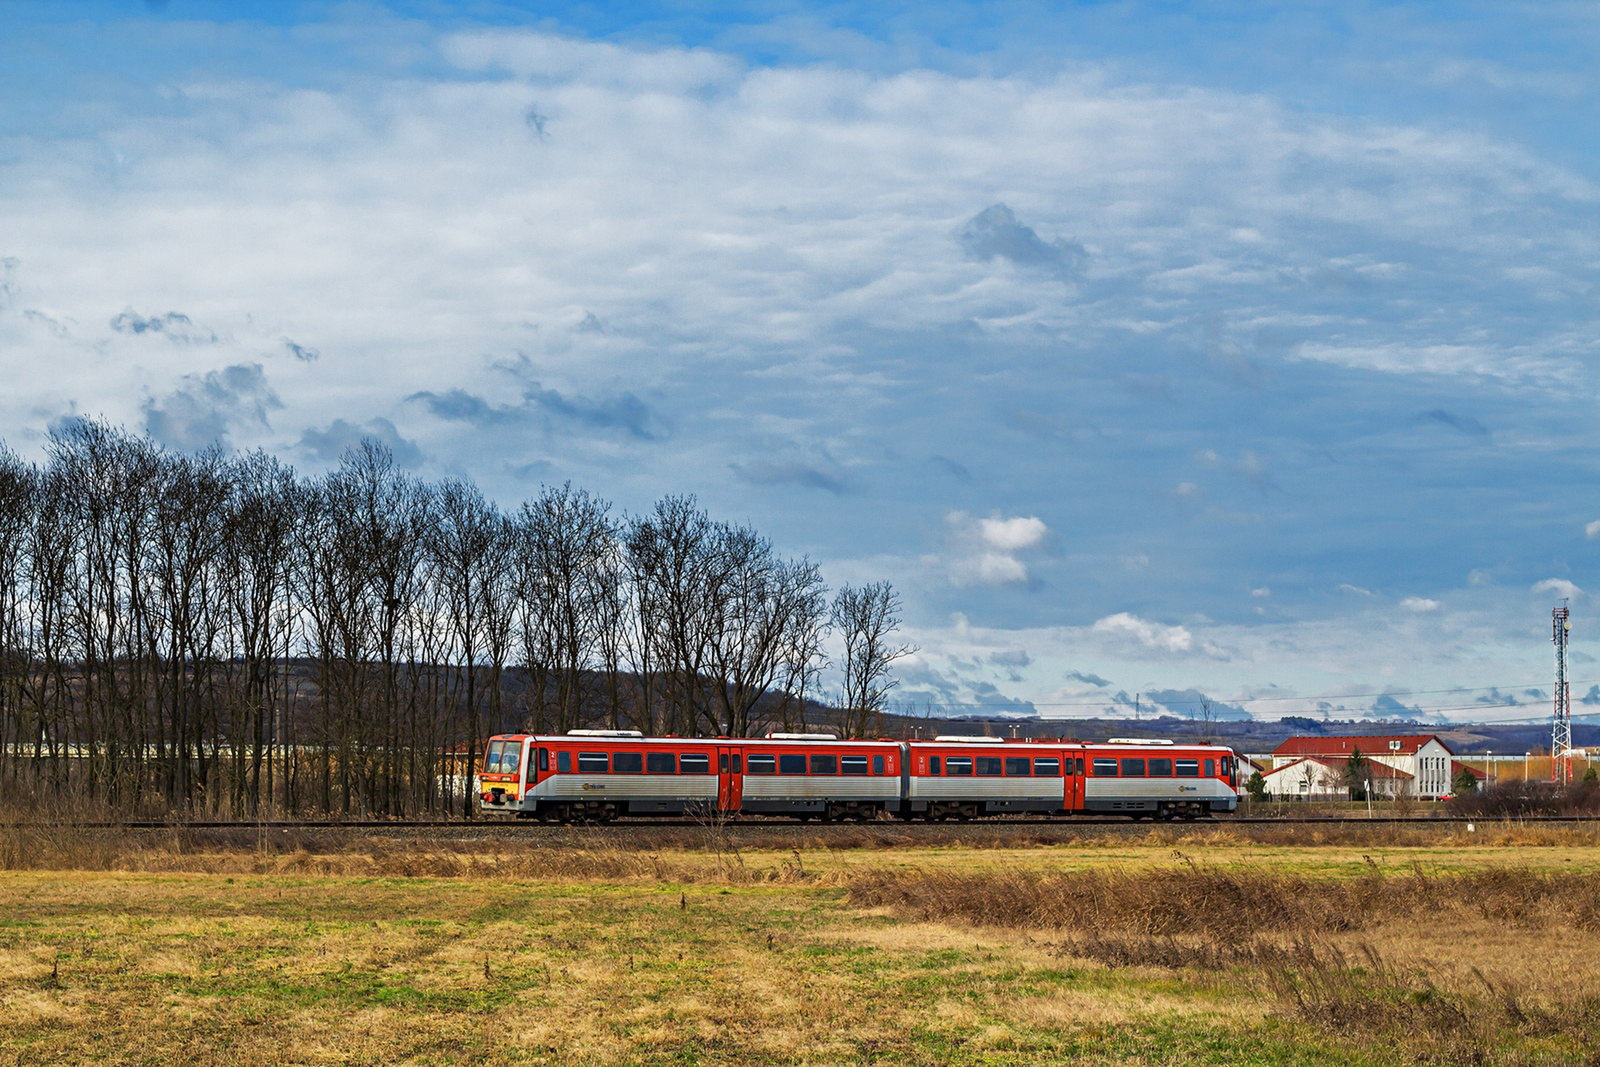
xmin=3 ymin=820 xmax=1600 ymax=1065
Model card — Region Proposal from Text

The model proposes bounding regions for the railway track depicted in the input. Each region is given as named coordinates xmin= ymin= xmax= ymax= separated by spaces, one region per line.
xmin=6 ymin=814 xmax=1596 ymax=830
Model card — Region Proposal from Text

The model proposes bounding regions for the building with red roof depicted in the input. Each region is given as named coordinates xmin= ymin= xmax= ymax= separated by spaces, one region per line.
xmin=1269 ymin=733 xmax=1456 ymax=799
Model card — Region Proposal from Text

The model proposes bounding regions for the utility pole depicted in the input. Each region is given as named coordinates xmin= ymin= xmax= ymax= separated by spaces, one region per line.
xmin=1553 ymin=603 xmax=1573 ymax=785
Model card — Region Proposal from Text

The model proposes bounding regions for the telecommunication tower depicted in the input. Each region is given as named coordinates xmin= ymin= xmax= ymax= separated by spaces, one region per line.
xmin=1553 ymin=604 xmax=1572 ymax=784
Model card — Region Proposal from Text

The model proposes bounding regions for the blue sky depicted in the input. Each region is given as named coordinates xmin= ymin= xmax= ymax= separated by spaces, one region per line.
xmin=2 ymin=1 xmax=1598 ymax=723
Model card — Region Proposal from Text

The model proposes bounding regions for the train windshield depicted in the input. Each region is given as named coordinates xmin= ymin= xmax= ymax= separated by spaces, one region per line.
xmin=501 ymin=744 xmax=521 ymax=775
xmin=485 ymin=740 xmax=504 ymax=773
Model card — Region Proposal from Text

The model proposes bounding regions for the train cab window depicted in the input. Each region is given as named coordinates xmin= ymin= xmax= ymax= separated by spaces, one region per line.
xmin=612 ymin=752 xmax=643 ymax=774
xmin=578 ymin=752 xmax=609 ymax=774
xmin=873 ymin=755 xmax=885 ymax=775
xmin=1120 ymin=758 xmax=1147 ymax=777
xmin=557 ymin=750 xmax=572 ymax=773
xmin=779 ymin=754 xmax=807 ymax=774
xmin=746 ymin=753 xmax=776 ymax=774
xmin=1004 ymin=757 xmax=1032 ymax=776
xmin=485 ymin=740 xmax=503 ymax=773
xmin=1204 ymin=758 xmax=1215 ymax=776
xmin=946 ymin=756 xmax=974 ymax=776
xmin=502 ymin=746 xmax=521 ymax=775
xmin=1033 ymin=758 xmax=1061 ymax=776
xmin=928 ymin=756 xmax=941 ymax=775
xmin=1148 ymin=758 xmax=1172 ymax=777
xmin=1092 ymin=758 xmax=1119 ymax=776
xmin=646 ymin=752 xmax=676 ymax=774
xmin=1176 ymin=759 xmax=1200 ymax=777
xmin=538 ymin=747 xmax=549 ymax=772
xmin=841 ymin=755 xmax=869 ymax=775
xmin=680 ymin=753 xmax=711 ymax=774
xmin=810 ymin=754 xmax=837 ymax=775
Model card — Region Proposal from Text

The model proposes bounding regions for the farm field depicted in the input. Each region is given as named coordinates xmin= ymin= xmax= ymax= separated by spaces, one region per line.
xmin=4 ymin=823 xmax=1600 ymax=1065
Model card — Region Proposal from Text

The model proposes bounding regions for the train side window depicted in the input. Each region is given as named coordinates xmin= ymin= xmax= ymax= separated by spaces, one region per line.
xmin=779 ymin=754 xmax=807 ymax=774
xmin=502 ymin=746 xmax=521 ymax=774
xmin=613 ymin=752 xmax=643 ymax=774
xmin=557 ymin=750 xmax=572 ymax=773
xmin=731 ymin=755 xmax=742 ymax=773
xmin=1120 ymin=758 xmax=1146 ymax=777
xmin=1033 ymin=758 xmax=1060 ymax=776
xmin=975 ymin=757 xmax=1002 ymax=776
xmin=578 ymin=752 xmax=609 ymax=774
xmin=1148 ymin=758 xmax=1172 ymax=777
xmin=1204 ymin=758 xmax=1215 ymax=776
xmin=646 ymin=752 xmax=676 ymax=774
xmin=719 ymin=753 xmax=728 ymax=773
xmin=873 ymin=755 xmax=885 ymax=775
xmin=1175 ymin=759 xmax=1199 ymax=777
xmin=1076 ymin=757 xmax=1085 ymax=776
xmin=485 ymin=740 xmax=503 ymax=773
xmin=1004 ymin=757 xmax=1031 ymax=776
xmin=928 ymin=756 xmax=941 ymax=775
xmin=679 ymin=753 xmax=711 ymax=774
xmin=946 ymin=756 xmax=974 ymax=776
xmin=1091 ymin=758 xmax=1119 ymax=776
xmin=746 ymin=754 xmax=776 ymax=775
xmin=841 ymin=755 xmax=869 ymax=775
xmin=538 ymin=748 xmax=549 ymax=772
xmin=810 ymin=754 xmax=838 ymax=775
xmin=1221 ymin=756 xmax=1232 ymax=776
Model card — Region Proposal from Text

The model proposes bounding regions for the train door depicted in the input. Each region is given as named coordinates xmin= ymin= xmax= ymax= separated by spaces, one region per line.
xmin=1065 ymin=748 xmax=1086 ymax=812
xmin=717 ymin=746 xmax=744 ymax=813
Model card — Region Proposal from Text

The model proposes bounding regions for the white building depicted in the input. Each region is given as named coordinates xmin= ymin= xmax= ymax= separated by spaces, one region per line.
xmin=1261 ymin=754 xmax=1411 ymax=800
xmin=1269 ymin=734 xmax=1457 ymax=800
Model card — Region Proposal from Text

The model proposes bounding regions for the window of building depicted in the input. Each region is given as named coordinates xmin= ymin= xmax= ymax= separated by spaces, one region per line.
xmin=1033 ymin=757 xmax=1059 ymax=777
xmin=1004 ymin=757 xmax=1032 ymax=776
xmin=873 ymin=755 xmax=885 ymax=775
xmin=1092 ymin=758 xmax=1119 ymax=777
xmin=976 ymin=757 xmax=1002 ymax=776
xmin=928 ymin=756 xmax=941 ymax=775
xmin=679 ymin=753 xmax=710 ymax=774
xmin=1175 ymin=759 xmax=1199 ymax=778
xmin=779 ymin=754 xmax=807 ymax=774
xmin=1148 ymin=758 xmax=1172 ymax=777
xmin=1120 ymin=758 xmax=1147 ymax=778
xmin=612 ymin=751 xmax=642 ymax=774
xmin=946 ymin=756 xmax=974 ymax=776
xmin=557 ymin=750 xmax=572 ymax=773
xmin=810 ymin=754 xmax=837 ymax=775
xmin=745 ymin=753 xmax=776 ymax=775
xmin=578 ymin=752 xmax=608 ymax=774
xmin=646 ymin=752 xmax=676 ymax=774
xmin=841 ymin=755 xmax=869 ymax=775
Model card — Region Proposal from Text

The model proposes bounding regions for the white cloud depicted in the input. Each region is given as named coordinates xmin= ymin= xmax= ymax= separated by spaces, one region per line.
xmin=1092 ymin=612 xmax=1196 ymax=654
xmin=1251 ymin=586 xmax=1271 ymax=598
xmin=1532 ymin=578 xmax=1583 ymax=601
xmin=1400 ymin=597 xmax=1440 ymax=611
xmin=1338 ymin=584 xmax=1376 ymax=596
xmin=944 ymin=510 xmax=1050 ymax=587
xmin=1585 ymin=520 xmax=1600 ymax=539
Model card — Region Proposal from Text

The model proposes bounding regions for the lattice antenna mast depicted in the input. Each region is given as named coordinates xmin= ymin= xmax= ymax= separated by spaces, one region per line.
xmin=1553 ymin=603 xmax=1572 ymax=785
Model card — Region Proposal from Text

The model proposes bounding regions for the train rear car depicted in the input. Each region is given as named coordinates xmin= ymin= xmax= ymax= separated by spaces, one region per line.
xmin=1082 ymin=739 xmax=1237 ymax=818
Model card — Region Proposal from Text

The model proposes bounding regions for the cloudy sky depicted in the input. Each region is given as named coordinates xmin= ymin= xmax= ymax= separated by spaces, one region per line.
xmin=2 ymin=1 xmax=1598 ymax=723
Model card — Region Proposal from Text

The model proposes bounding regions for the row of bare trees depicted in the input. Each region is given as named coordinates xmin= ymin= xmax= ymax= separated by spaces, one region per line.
xmin=0 ymin=419 xmax=911 ymax=817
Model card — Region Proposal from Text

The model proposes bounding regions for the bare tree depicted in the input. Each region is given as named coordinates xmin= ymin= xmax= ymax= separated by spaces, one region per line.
xmin=830 ymin=581 xmax=915 ymax=738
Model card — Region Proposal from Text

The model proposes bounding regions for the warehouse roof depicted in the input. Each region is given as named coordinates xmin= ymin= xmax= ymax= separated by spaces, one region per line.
xmin=1271 ymin=734 xmax=1452 ymax=758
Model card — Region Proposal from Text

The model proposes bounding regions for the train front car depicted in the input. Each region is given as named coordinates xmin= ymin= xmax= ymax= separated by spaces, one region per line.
xmin=1082 ymin=738 xmax=1238 ymax=819
xmin=904 ymin=737 xmax=1081 ymax=820
xmin=520 ymin=731 xmax=722 ymax=822
xmin=478 ymin=733 xmax=531 ymax=814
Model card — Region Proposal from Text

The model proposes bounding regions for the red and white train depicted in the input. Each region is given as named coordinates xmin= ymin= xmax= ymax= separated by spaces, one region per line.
xmin=477 ymin=731 xmax=1238 ymax=822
